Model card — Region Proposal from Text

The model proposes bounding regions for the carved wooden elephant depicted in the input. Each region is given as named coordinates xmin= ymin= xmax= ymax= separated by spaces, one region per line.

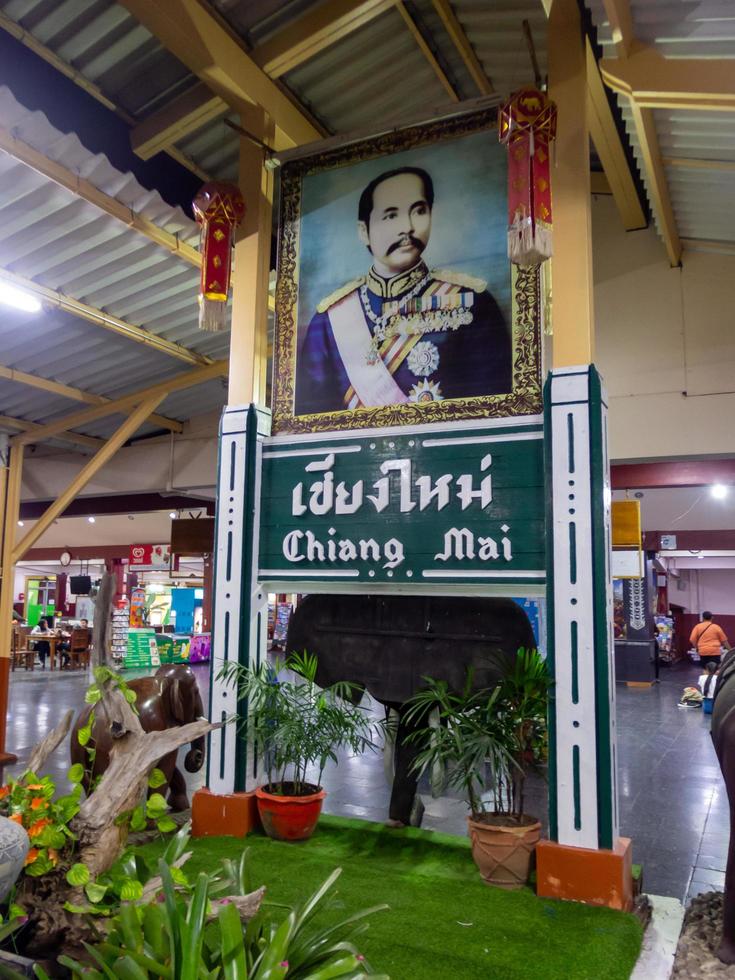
xmin=286 ymin=594 xmax=535 ymax=826
xmin=70 ymin=664 xmax=206 ymax=812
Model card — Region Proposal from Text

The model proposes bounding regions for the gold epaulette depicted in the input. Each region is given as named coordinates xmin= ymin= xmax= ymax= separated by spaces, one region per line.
xmin=316 ymin=277 xmax=365 ymax=313
xmin=431 ymin=268 xmax=487 ymax=293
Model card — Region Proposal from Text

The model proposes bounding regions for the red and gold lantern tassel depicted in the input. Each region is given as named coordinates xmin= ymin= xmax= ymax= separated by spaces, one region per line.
xmin=192 ymin=182 xmax=246 ymax=332
xmin=498 ymin=87 xmax=557 ymax=267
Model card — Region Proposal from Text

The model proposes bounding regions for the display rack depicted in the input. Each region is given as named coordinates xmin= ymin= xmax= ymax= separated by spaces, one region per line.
xmin=110 ymin=602 xmax=129 ymax=664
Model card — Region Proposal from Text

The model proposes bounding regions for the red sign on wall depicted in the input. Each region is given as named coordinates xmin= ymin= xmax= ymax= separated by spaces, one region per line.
xmin=129 ymin=544 xmax=172 ymax=570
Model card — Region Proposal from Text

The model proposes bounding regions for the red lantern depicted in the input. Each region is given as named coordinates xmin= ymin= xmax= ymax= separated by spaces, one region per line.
xmin=498 ymin=87 xmax=557 ymax=266
xmin=192 ymin=182 xmax=246 ymax=331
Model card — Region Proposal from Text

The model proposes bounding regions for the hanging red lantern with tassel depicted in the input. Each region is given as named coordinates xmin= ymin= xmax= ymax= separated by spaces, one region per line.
xmin=193 ymin=182 xmax=245 ymax=331
xmin=498 ymin=87 xmax=557 ymax=266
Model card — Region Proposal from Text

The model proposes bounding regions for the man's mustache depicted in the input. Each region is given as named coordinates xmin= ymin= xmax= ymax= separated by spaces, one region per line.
xmin=387 ymin=235 xmax=424 ymax=255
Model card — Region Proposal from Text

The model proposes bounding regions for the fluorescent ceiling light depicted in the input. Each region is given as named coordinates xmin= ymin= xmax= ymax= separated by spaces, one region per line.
xmin=0 ymin=282 xmax=41 ymax=313
xmin=169 ymin=512 xmax=176 ymax=520
xmin=711 ymin=484 xmax=729 ymax=500
xmin=87 ymin=515 xmax=96 ymax=523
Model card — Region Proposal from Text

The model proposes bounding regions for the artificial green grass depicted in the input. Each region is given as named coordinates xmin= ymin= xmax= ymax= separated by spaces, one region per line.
xmin=141 ymin=816 xmax=642 ymax=980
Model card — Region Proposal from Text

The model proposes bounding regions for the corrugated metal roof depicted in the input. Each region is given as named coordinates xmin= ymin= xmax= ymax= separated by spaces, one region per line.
xmin=585 ymin=0 xmax=735 ymax=251
xmin=0 ymin=83 xmax=230 ymax=441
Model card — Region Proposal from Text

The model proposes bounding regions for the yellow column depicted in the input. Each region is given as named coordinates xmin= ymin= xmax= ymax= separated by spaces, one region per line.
xmin=0 ymin=443 xmax=22 ymax=762
xmin=228 ymin=112 xmax=275 ymax=406
xmin=548 ymin=0 xmax=595 ymax=367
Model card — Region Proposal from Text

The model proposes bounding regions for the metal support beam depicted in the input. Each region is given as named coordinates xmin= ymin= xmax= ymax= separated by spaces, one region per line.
xmin=131 ymin=82 xmax=227 ymax=161
xmin=12 ymin=396 xmax=166 ymax=564
xmin=601 ymin=48 xmax=735 ymax=112
xmin=395 ymin=2 xmax=459 ymax=102
xmin=0 ymin=267 xmax=209 ymax=367
xmin=253 ymin=0 xmax=394 ymax=78
xmin=431 ymin=0 xmax=493 ymax=95
xmin=9 ymin=360 xmax=228 ymax=449
xmin=0 ymin=361 xmax=183 ymax=433
xmin=0 ymin=125 xmax=201 ymax=268
xmin=229 ymin=120 xmax=274 ymax=406
xmin=119 ymin=0 xmax=323 ymax=149
xmin=0 ymin=415 xmax=103 ymax=451
xmin=0 ymin=443 xmax=22 ymax=760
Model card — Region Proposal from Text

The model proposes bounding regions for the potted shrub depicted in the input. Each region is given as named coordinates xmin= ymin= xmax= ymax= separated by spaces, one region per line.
xmin=404 ymin=648 xmax=551 ymax=888
xmin=218 ymin=652 xmax=381 ymax=841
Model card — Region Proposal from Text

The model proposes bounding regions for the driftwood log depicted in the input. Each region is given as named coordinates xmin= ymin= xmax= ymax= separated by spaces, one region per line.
xmin=11 ymin=675 xmax=259 ymax=960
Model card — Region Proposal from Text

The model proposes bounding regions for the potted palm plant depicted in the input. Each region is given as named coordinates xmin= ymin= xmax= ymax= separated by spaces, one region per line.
xmin=404 ymin=647 xmax=551 ymax=888
xmin=218 ymin=652 xmax=381 ymax=841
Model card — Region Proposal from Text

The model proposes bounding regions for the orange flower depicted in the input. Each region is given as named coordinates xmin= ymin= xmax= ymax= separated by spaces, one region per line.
xmin=28 ymin=818 xmax=51 ymax=839
xmin=30 ymin=797 xmax=45 ymax=811
xmin=9 ymin=814 xmax=23 ymax=825
xmin=47 ymin=849 xmax=59 ymax=866
xmin=25 ymin=784 xmax=43 ymax=791
xmin=24 ymin=849 xmax=38 ymax=866
xmin=0 ymin=786 xmax=10 ymax=800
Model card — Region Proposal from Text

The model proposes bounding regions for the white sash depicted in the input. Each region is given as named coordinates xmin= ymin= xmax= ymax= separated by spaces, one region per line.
xmin=328 ymin=291 xmax=408 ymax=407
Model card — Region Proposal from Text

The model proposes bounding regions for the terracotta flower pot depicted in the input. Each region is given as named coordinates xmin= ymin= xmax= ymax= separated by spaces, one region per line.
xmin=467 ymin=814 xmax=541 ymax=889
xmin=255 ymin=783 xmax=326 ymax=842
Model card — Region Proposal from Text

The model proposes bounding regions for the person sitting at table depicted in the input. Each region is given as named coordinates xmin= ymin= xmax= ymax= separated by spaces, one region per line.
xmin=31 ymin=617 xmax=52 ymax=669
xmin=54 ymin=620 xmax=71 ymax=669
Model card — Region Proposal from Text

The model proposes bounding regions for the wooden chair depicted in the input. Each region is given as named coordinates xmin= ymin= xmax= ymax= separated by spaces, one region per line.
xmin=11 ymin=626 xmax=34 ymax=671
xmin=69 ymin=628 xmax=91 ymax=670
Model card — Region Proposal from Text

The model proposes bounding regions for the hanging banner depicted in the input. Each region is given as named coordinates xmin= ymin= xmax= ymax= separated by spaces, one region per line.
xmin=129 ymin=544 xmax=172 ymax=570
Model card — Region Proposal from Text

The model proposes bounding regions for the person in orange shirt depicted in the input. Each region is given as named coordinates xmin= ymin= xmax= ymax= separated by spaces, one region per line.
xmin=690 ymin=611 xmax=730 ymax=670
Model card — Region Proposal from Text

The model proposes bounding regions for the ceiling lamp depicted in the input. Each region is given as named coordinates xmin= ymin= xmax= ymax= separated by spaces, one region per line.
xmin=87 ymin=516 xmax=96 ymax=523
xmin=0 ymin=282 xmax=41 ymax=313
xmin=711 ymin=484 xmax=729 ymax=500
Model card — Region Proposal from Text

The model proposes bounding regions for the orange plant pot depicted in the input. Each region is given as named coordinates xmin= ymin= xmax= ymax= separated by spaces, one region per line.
xmin=255 ymin=784 xmax=326 ymax=842
xmin=467 ymin=815 xmax=541 ymax=889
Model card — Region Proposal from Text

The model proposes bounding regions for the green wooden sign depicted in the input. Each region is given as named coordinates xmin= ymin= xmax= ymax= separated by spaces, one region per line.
xmin=258 ymin=421 xmax=544 ymax=587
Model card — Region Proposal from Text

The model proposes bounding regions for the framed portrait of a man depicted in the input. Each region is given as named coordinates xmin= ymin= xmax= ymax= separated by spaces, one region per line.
xmin=272 ymin=107 xmax=542 ymax=435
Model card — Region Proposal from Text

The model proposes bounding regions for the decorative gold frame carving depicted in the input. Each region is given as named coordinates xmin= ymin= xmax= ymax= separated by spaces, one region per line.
xmin=272 ymin=108 xmax=542 ymax=435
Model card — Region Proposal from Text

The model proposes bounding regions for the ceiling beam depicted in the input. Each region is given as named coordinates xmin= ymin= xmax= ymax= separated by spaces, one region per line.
xmin=664 ymin=157 xmax=735 ymax=174
xmin=0 ymin=415 xmax=103 ymax=451
xmin=590 ymin=171 xmax=612 ymax=194
xmin=601 ymin=48 xmax=735 ymax=112
xmin=253 ymin=0 xmax=394 ymax=79
xmin=0 ymin=124 xmax=201 ymax=268
xmin=0 ymin=362 xmax=182 ymax=433
xmin=0 ymin=267 xmax=210 ymax=367
xmin=600 ymin=0 xmax=634 ymax=58
xmin=12 ymin=394 xmax=166 ymax=563
xmin=681 ymin=238 xmax=735 ymax=256
xmin=585 ymin=40 xmax=646 ymax=230
xmin=395 ymin=1 xmax=459 ymax=102
xmin=131 ymin=82 xmax=227 ymax=161
xmin=119 ymin=0 xmax=323 ymax=149
xmin=9 ymin=360 xmax=228 ymax=449
xmin=629 ymin=101 xmax=681 ymax=266
xmin=431 ymin=0 xmax=493 ymax=95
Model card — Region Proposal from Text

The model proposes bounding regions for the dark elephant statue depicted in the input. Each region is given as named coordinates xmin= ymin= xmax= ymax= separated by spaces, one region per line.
xmin=712 ymin=649 xmax=735 ymax=962
xmin=70 ymin=664 xmax=206 ymax=812
xmin=286 ymin=594 xmax=535 ymax=827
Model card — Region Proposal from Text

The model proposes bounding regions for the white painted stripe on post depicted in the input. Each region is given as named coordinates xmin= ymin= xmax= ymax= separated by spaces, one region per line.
xmin=421 ymin=432 xmax=543 ymax=448
xmin=208 ymin=407 xmax=248 ymax=796
xmin=259 ymin=569 xmax=360 ymax=578
xmin=550 ymin=376 xmax=600 ymax=849
xmin=422 ymin=569 xmax=545 ymax=579
xmin=601 ymin=393 xmax=620 ymax=842
xmin=262 ymin=445 xmax=363 ymax=458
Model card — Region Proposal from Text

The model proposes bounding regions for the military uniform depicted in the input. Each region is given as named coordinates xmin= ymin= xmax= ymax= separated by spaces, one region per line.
xmin=296 ymin=261 xmax=511 ymax=415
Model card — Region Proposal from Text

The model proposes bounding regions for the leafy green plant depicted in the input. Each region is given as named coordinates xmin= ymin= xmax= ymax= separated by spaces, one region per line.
xmin=217 ymin=652 xmax=382 ymax=796
xmin=404 ymin=648 xmax=551 ymax=821
xmin=38 ymin=856 xmax=389 ymax=979
xmin=0 ymin=771 xmax=82 ymax=878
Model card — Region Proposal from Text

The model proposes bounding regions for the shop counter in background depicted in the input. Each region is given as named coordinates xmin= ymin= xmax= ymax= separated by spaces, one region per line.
xmin=188 ymin=633 xmax=211 ymax=664
xmin=125 ymin=628 xmax=161 ymax=669
xmin=155 ymin=634 xmax=192 ymax=664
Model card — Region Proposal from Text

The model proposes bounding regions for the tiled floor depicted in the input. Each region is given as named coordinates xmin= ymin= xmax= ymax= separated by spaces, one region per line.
xmin=3 ymin=657 xmax=728 ymax=904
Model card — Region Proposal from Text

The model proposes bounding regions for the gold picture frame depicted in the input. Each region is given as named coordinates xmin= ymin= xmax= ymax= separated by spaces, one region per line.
xmin=272 ymin=107 xmax=542 ymax=435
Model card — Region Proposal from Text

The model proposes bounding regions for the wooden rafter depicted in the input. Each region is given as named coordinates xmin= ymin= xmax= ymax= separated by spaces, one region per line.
xmin=9 ymin=359 xmax=228 ymax=449
xmin=0 ymin=267 xmax=209 ymax=367
xmin=0 ymin=415 xmax=103 ymax=451
xmin=118 ymin=0 xmax=323 ymax=149
xmin=601 ymin=0 xmax=634 ymax=58
xmin=0 ymin=125 xmax=201 ymax=268
xmin=0 ymin=362 xmax=182 ymax=433
xmin=12 ymin=395 xmax=166 ymax=563
xmin=131 ymin=82 xmax=227 ymax=161
xmin=253 ymin=0 xmax=394 ymax=79
xmin=664 ymin=158 xmax=735 ymax=174
xmin=601 ymin=48 xmax=735 ymax=112
xmin=395 ymin=1 xmax=459 ymax=102
xmin=431 ymin=0 xmax=492 ymax=95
